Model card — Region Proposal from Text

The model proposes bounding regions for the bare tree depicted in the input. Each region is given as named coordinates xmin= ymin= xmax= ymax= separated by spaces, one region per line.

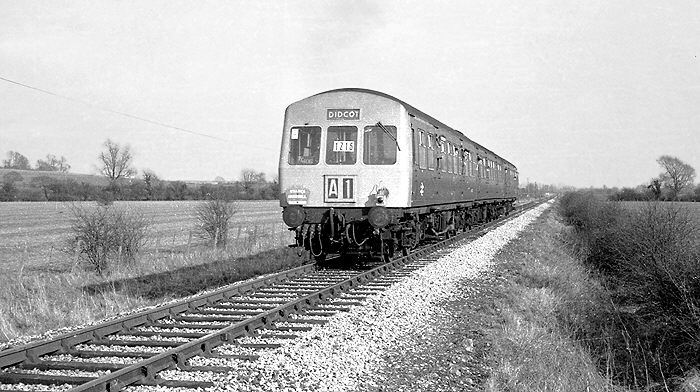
xmin=36 ymin=154 xmax=70 ymax=172
xmin=242 ymin=169 xmax=265 ymax=184
xmin=241 ymin=168 xmax=265 ymax=194
xmin=657 ymin=155 xmax=696 ymax=200
xmin=2 ymin=151 xmax=31 ymax=170
xmin=647 ymin=178 xmax=662 ymax=200
xmin=142 ymin=169 xmax=160 ymax=200
xmin=99 ymin=139 xmax=135 ymax=182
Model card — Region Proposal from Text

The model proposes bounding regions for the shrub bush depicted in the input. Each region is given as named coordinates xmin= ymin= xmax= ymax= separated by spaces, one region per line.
xmin=68 ymin=203 xmax=149 ymax=274
xmin=195 ymin=195 xmax=237 ymax=248
xmin=611 ymin=202 xmax=700 ymax=386
xmin=558 ymin=191 xmax=626 ymax=274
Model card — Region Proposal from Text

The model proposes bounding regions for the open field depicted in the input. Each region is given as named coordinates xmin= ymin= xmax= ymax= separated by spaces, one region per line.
xmin=0 ymin=199 xmax=306 ymax=342
xmin=0 ymin=200 xmax=291 ymax=276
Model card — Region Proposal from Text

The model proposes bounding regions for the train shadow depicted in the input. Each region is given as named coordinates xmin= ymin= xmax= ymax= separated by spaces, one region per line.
xmin=81 ymin=247 xmax=308 ymax=300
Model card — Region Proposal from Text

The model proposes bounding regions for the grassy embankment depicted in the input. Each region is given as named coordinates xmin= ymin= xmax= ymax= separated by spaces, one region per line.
xmin=487 ymin=195 xmax=700 ymax=391
xmin=0 ymin=201 xmax=305 ymax=345
xmin=486 ymin=204 xmax=619 ymax=391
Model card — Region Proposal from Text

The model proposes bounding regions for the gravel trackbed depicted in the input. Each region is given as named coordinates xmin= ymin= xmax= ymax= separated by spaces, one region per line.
xmin=169 ymin=201 xmax=552 ymax=392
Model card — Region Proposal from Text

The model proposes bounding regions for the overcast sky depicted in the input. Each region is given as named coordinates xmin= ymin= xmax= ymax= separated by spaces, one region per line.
xmin=1 ymin=1 xmax=698 ymax=188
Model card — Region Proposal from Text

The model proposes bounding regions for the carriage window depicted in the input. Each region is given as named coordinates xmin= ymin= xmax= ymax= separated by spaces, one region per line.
xmin=467 ymin=151 xmax=474 ymax=176
xmin=453 ymin=145 xmax=459 ymax=175
xmin=417 ymin=130 xmax=427 ymax=169
xmin=289 ymin=126 xmax=321 ymax=165
xmin=445 ymin=142 xmax=453 ymax=173
xmin=363 ymin=125 xmax=397 ymax=165
xmin=427 ymin=134 xmax=435 ymax=170
xmin=326 ymin=126 xmax=357 ymax=165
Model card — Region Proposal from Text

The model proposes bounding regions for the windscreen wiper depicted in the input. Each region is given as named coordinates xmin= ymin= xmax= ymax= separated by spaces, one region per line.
xmin=375 ymin=121 xmax=401 ymax=151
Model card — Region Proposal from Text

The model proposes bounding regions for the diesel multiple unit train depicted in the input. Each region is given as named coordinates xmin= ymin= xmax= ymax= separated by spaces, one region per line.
xmin=278 ymin=88 xmax=518 ymax=262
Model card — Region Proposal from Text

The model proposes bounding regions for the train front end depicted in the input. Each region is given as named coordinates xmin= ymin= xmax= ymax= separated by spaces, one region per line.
xmin=278 ymin=89 xmax=413 ymax=262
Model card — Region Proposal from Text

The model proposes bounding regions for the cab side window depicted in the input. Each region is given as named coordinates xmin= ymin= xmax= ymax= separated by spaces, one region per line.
xmin=363 ymin=125 xmax=397 ymax=165
xmin=289 ymin=126 xmax=321 ymax=165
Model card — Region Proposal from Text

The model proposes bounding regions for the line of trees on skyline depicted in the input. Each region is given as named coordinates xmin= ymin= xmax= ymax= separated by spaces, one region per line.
xmin=0 ymin=141 xmax=279 ymax=202
xmin=2 ymin=151 xmax=71 ymax=172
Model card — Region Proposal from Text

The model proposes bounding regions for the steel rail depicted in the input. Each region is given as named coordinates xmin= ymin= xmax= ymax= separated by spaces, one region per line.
xmin=0 ymin=263 xmax=315 ymax=370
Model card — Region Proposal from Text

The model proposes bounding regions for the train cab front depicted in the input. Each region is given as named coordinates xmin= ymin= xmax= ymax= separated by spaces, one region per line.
xmin=277 ymin=90 xmax=413 ymax=262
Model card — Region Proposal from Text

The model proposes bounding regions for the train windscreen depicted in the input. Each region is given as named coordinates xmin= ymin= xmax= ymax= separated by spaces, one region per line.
xmin=288 ymin=126 xmax=321 ymax=165
xmin=326 ymin=126 xmax=357 ymax=165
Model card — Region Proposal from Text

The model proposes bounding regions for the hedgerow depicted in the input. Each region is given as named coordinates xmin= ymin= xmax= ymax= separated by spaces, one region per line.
xmin=559 ymin=191 xmax=700 ymax=389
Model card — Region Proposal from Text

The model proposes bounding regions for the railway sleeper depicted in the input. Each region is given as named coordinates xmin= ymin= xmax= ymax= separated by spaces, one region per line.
xmin=137 ymin=378 xmax=215 ymax=389
xmin=328 ymin=300 xmax=364 ymax=307
xmin=211 ymin=302 xmax=278 ymax=310
xmin=268 ymin=325 xmax=313 ymax=332
xmin=17 ymin=360 xmax=126 ymax=373
xmin=255 ymin=333 xmax=299 ymax=339
xmin=174 ymin=315 xmax=246 ymax=323
xmin=0 ymin=371 xmax=94 ymax=386
xmin=301 ymin=310 xmax=337 ymax=317
xmin=286 ymin=318 xmax=328 ymax=325
xmin=337 ymin=295 xmax=367 ymax=302
xmin=195 ymin=308 xmax=265 ymax=316
xmin=307 ymin=305 xmax=351 ymax=312
xmin=149 ymin=321 xmax=229 ymax=330
xmin=233 ymin=343 xmax=282 ymax=349
xmin=91 ymin=339 xmax=182 ymax=348
xmin=257 ymin=288 xmax=319 ymax=295
xmin=129 ymin=330 xmax=208 ymax=339
xmin=67 ymin=349 xmax=155 ymax=359
xmin=268 ymin=284 xmax=333 ymax=290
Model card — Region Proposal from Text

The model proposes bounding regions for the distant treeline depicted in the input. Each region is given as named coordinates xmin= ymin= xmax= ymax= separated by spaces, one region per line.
xmin=608 ymin=185 xmax=700 ymax=202
xmin=0 ymin=172 xmax=280 ymax=202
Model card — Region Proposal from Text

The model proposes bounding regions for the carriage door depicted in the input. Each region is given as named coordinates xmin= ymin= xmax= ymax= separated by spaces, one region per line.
xmin=411 ymin=128 xmax=426 ymax=203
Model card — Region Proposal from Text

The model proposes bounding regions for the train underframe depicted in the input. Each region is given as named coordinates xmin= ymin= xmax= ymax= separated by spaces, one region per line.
xmin=287 ymin=199 xmax=515 ymax=264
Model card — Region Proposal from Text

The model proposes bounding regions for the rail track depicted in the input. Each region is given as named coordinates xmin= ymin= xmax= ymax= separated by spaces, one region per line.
xmin=0 ymin=200 xmax=543 ymax=392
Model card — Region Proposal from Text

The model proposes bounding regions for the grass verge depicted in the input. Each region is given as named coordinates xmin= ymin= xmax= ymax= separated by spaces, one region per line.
xmin=0 ymin=228 xmax=307 ymax=346
xmin=486 ymin=205 xmax=622 ymax=392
